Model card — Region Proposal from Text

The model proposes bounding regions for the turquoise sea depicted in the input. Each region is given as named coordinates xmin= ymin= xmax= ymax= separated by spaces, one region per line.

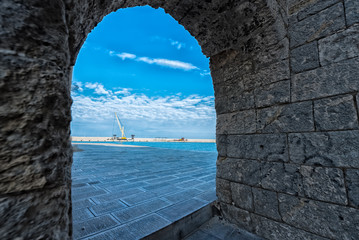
xmin=72 ymin=141 xmax=217 ymax=153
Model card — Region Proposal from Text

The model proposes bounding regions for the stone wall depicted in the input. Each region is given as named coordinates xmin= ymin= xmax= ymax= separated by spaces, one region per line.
xmin=1 ymin=0 xmax=359 ymax=239
xmin=215 ymin=0 xmax=359 ymax=239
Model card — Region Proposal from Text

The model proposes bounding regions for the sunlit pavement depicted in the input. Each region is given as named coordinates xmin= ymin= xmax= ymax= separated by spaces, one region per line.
xmin=71 ymin=144 xmax=217 ymax=239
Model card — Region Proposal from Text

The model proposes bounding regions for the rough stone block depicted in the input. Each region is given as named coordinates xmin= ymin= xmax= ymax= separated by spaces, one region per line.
xmin=251 ymin=213 xmax=328 ymax=240
xmin=292 ymin=57 xmax=359 ymax=101
xmin=252 ymin=188 xmax=281 ymax=220
xmin=296 ymin=0 xmax=339 ymax=21
xmin=279 ymin=194 xmax=359 ymax=239
xmin=314 ymin=95 xmax=359 ymax=130
xmin=230 ymin=182 xmax=253 ymax=211
xmin=216 ymin=135 xmax=227 ymax=157
xmin=215 ymin=96 xmax=229 ymax=114
xmin=257 ymin=101 xmax=314 ymax=133
xmin=220 ymin=203 xmax=253 ymax=231
xmin=289 ymin=131 xmax=359 ymax=168
xmin=260 ymin=162 xmax=302 ymax=195
xmin=254 ymin=80 xmax=290 ymax=108
xmin=300 ymin=166 xmax=347 ymax=204
xmin=345 ymin=0 xmax=359 ymax=26
xmin=0 ymin=186 xmax=71 ymax=240
xmin=227 ymin=134 xmax=289 ymax=162
xmin=227 ymin=90 xmax=255 ymax=112
xmin=319 ymin=25 xmax=359 ymax=66
xmin=290 ymin=41 xmax=319 ymax=73
xmin=217 ymin=110 xmax=256 ymax=135
xmin=216 ymin=178 xmax=232 ymax=204
xmin=217 ymin=158 xmax=262 ymax=187
xmin=346 ymin=169 xmax=359 ymax=208
xmin=289 ymin=3 xmax=345 ymax=48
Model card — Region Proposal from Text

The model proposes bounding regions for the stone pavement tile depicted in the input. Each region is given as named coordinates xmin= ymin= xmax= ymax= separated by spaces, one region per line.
xmin=106 ymin=182 xmax=149 ymax=192
xmin=73 ymin=208 xmax=95 ymax=223
xmin=145 ymin=176 xmax=177 ymax=184
xmin=73 ymin=199 xmax=95 ymax=210
xmin=157 ymin=198 xmax=208 ymax=222
xmin=72 ymin=189 xmax=107 ymax=201
xmin=121 ymin=191 xmax=158 ymax=206
xmin=91 ymin=188 xmax=144 ymax=204
xmin=87 ymin=225 xmax=137 ymax=240
xmin=164 ymin=189 xmax=204 ymax=203
xmin=150 ymin=185 xmax=183 ymax=196
xmin=90 ymin=200 xmax=127 ymax=216
xmin=125 ymin=213 xmax=171 ymax=239
xmin=194 ymin=181 xmax=216 ymax=191
xmin=72 ymin=183 xmax=89 ymax=188
xmin=73 ymin=215 xmax=119 ymax=239
xmin=195 ymin=190 xmax=217 ymax=203
xmin=184 ymin=230 xmax=221 ymax=240
xmin=112 ymin=198 xmax=171 ymax=223
xmin=175 ymin=179 xmax=205 ymax=188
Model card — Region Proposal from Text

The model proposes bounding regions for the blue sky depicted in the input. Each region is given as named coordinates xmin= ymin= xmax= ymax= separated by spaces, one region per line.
xmin=71 ymin=6 xmax=215 ymax=139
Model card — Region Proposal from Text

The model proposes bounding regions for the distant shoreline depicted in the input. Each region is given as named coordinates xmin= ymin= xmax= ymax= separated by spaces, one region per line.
xmin=71 ymin=136 xmax=215 ymax=143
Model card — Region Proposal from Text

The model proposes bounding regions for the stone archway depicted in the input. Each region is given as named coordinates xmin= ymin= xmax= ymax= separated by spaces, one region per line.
xmin=2 ymin=0 xmax=359 ymax=239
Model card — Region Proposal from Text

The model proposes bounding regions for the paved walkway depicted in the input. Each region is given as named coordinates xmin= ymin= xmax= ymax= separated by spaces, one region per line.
xmin=72 ymin=144 xmax=217 ymax=239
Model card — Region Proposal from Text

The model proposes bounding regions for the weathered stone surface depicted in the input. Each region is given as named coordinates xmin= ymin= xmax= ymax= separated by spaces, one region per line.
xmin=220 ymin=203 xmax=253 ymax=231
xmin=254 ymin=80 xmax=290 ymax=108
xmin=252 ymin=188 xmax=281 ymax=220
xmin=251 ymin=213 xmax=328 ymax=240
xmin=0 ymin=186 xmax=71 ymax=240
xmin=230 ymin=182 xmax=253 ymax=211
xmin=300 ymin=166 xmax=347 ymax=204
xmin=289 ymin=130 xmax=359 ymax=167
xmin=260 ymin=162 xmax=302 ymax=195
xmin=296 ymin=0 xmax=339 ymax=21
xmin=346 ymin=169 xmax=359 ymax=208
xmin=289 ymin=3 xmax=345 ymax=48
xmin=227 ymin=90 xmax=255 ymax=112
xmin=314 ymin=95 xmax=358 ymax=130
xmin=217 ymin=110 xmax=256 ymax=135
xmin=345 ymin=0 xmax=359 ymax=26
xmin=292 ymin=57 xmax=359 ymax=101
xmin=290 ymin=41 xmax=319 ymax=73
xmin=227 ymin=134 xmax=288 ymax=162
xmin=216 ymin=135 xmax=227 ymax=157
xmin=217 ymin=158 xmax=261 ymax=187
xmin=319 ymin=25 xmax=359 ymax=66
xmin=279 ymin=194 xmax=359 ymax=239
xmin=257 ymin=101 xmax=314 ymax=133
xmin=216 ymin=178 xmax=232 ymax=204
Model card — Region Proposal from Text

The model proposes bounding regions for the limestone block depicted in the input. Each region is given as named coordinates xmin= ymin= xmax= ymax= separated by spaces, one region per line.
xmin=254 ymin=80 xmax=290 ymax=108
xmin=230 ymin=182 xmax=253 ymax=211
xmin=215 ymin=96 xmax=230 ymax=115
xmin=226 ymin=90 xmax=255 ymax=113
xmin=227 ymin=134 xmax=289 ymax=162
xmin=346 ymin=169 xmax=359 ymax=208
xmin=290 ymin=41 xmax=319 ymax=73
xmin=216 ymin=178 xmax=232 ymax=204
xmin=220 ymin=203 xmax=253 ymax=231
xmin=260 ymin=162 xmax=302 ymax=195
xmin=319 ymin=25 xmax=359 ymax=66
xmin=251 ymin=213 xmax=328 ymax=240
xmin=300 ymin=166 xmax=347 ymax=204
xmin=279 ymin=194 xmax=359 ymax=239
xmin=292 ymin=57 xmax=359 ymax=101
xmin=314 ymin=95 xmax=359 ymax=130
xmin=0 ymin=186 xmax=71 ymax=240
xmin=216 ymin=135 xmax=227 ymax=157
xmin=217 ymin=158 xmax=261 ymax=187
xmin=296 ymin=0 xmax=340 ymax=21
xmin=289 ymin=131 xmax=359 ymax=168
xmin=257 ymin=101 xmax=314 ymax=133
xmin=252 ymin=188 xmax=281 ymax=220
xmin=216 ymin=110 xmax=256 ymax=135
xmin=345 ymin=0 xmax=359 ymax=26
xmin=289 ymin=3 xmax=345 ymax=48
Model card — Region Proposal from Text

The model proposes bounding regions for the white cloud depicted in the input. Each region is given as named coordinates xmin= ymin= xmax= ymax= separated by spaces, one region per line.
xmin=109 ymin=50 xmax=198 ymax=71
xmin=72 ymin=93 xmax=215 ymax=123
xmin=137 ymin=57 xmax=198 ymax=71
xmin=114 ymin=88 xmax=132 ymax=96
xmin=170 ymin=40 xmax=185 ymax=50
xmin=116 ymin=52 xmax=137 ymax=60
xmin=84 ymin=82 xmax=112 ymax=95
xmin=200 ymin=70 xmax=211 ymax=77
